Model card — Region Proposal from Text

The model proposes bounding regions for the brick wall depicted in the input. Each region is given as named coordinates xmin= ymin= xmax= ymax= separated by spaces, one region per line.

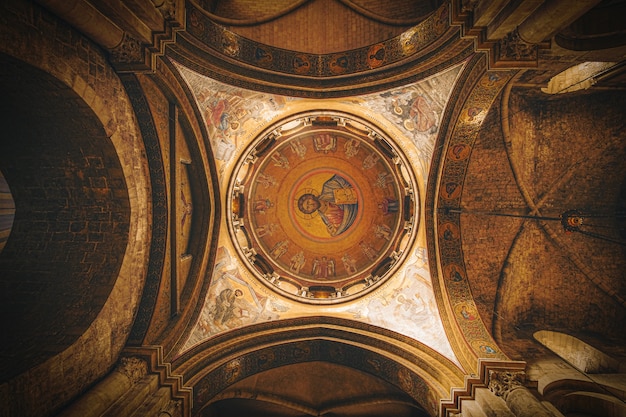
xmin=0 ymin=55 xmax=130 ymax=381
xmin=462 ymin=86 xmax=626 ymax=358
xmin=0 ymin=2 xmax=151 ymax=416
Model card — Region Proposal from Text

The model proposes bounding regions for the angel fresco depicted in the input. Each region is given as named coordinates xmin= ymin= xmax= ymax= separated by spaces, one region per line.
xmin=206 ymin=95 xmax=234 ymax=132
xmin=405 ymin=94 xmax=437 ymax=132
xmin=211 ymin=288 xmax=247 ymax=330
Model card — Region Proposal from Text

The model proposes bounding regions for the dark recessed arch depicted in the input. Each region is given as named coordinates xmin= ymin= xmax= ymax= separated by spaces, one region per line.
xmin=0 ymin=53 xmax=130 ymax=380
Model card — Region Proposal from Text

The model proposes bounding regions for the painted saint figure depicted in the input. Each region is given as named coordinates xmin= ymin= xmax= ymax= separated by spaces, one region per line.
xmin=312 ymin=256 xmax=335 ymax=279
xmin=297 ymin=174 xmax=358 ymax=237
xmin=341 ymin=253 xmax=358 ymax=274
xmin=378 ymin=197 xmax=399 ymax=215
xmin=212 ymin=288 xmax=245 ymax=328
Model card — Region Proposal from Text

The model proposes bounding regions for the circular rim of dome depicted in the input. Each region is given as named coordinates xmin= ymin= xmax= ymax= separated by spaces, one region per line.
xmin=227 ymin=110 xmax=419 ymax=304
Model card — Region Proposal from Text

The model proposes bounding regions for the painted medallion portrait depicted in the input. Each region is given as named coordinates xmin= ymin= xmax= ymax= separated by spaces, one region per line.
xmin=292 ymin=170 xmax=361 ymax=240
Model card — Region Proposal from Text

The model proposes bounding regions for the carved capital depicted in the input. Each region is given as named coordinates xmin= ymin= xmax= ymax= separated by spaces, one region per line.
xmin=488 ymin=370 xmax=525 ymax=400
xmin=488 ymin=28 xmax=543 ymax=69
xmin=152 ymin=0 xmax=177 ymax=20
xmin=159 ymin=399 xmax=182 ymax=417
xmin=109 ymin=33 xmax=144 ymax=64
xmin=461 ymin=0 xmax=479 ymax=13
xmin=116 ymin=356 xmax=148 ymax=384
xmin=498 ymin=29 xmax=538 ymax=62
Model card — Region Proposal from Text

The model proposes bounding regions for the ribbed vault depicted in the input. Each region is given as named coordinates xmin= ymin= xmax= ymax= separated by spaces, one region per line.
xmin=460 ymin=81 xmax=626 ymax=358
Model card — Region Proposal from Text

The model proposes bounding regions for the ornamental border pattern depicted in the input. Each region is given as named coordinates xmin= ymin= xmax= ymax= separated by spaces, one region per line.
xmin=429 ymin=55 xmax=516 ymax=363
xmin=193 ymin=339 xmax=438 ymax=416
xmin=185 ymin=1 xmax=450 ymax=78
xmin=122 ymin=74 xmax=169 ymax=346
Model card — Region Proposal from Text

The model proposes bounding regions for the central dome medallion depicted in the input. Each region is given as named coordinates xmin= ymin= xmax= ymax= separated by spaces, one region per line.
xmin=228 ymin=112 xmax=418 ymax=304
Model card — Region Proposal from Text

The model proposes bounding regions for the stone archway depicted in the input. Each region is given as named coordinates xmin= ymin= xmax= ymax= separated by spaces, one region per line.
xmin=174 ymin=317 xmax=465 ymax=417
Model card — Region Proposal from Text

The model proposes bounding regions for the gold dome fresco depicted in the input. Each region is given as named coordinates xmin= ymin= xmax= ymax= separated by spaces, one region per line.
xmin=228 ymin=112 xmax=418 ymax=303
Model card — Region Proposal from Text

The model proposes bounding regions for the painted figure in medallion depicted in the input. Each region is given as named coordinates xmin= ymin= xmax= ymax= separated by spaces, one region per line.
xmin=297 ymin=174 xmax=358 ymax=237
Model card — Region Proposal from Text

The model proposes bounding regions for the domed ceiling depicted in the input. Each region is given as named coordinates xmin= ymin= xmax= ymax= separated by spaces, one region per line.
xmin=174 ymin=60 xmax=464 ymax=362
xmin=228 ymin=112 xmax=417 ymax=303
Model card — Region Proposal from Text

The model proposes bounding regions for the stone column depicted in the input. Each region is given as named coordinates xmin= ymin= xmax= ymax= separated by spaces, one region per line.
xmin=57 ymin=357 xmax=148 ymax=417
xmin=517 ymin=0 xmax=601 ymax=44
xmin=488 ymin=370 xmax=553 ymax=417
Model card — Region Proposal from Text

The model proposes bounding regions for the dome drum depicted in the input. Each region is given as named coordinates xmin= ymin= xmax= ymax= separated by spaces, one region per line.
xmin=228 ymin=112 xmax=419 ymax=304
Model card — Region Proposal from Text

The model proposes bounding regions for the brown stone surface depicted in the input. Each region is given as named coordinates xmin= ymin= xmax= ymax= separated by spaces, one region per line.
xmin=0 ymin=55 xmax=130 ymax=380
xmin=205 ymin=0 xmax=439 ymax=54
xmin=462 ymin=86 xmax=626 ymax=358
xmin=0 ymin=3 xmax=151 ymax=416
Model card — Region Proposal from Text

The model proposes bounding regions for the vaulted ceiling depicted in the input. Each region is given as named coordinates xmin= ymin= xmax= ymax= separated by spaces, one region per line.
xmin=1 ymin=1 xmax=625 ymax=416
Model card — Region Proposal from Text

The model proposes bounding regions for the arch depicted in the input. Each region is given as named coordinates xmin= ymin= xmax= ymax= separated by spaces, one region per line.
xmin=541 ymin=62 xmax=618 ymax=94
xmin=534 ymin=330 xmax=620 ymax=373
xmin=555 ymin=0 xmax=626 ymax=51
xmin=0 ymin=53 xmax=130 ymax=379
xmin=548 ymin=389 xmax=626 ymax=417
xmin=205 ymin=361 xmax=431 ymax=416
xmin=173 ymin=317 xmax=465 ymax=417
xmin=425 ymin=53 xmax=515 ymax=370
xmin=168 ymin=1 xmax=468 ymax=97
xmin=0 ymin=4 xmax=151 ymax=414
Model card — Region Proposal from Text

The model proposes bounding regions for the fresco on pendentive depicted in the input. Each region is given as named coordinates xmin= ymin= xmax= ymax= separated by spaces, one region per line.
xmin=175 ymin=61 xmax=466 ymax=364
xmin=353 ymin=63 xmax=463 ymax=181
xmin=174 ymin=62 xmax=293 ymax=177
xmin=181 ymin=247 xmax=284 ymax=350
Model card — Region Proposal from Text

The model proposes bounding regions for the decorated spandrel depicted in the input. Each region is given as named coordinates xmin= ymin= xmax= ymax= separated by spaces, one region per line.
xmin=228 ymin=112 xmax=418 ymax=304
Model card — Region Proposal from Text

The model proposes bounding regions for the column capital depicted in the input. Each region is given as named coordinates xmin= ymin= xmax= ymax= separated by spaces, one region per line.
xmin=115 ymin=356 xmax=149 ymax=384
xmin=488 ymin=369 xmax=525 ymax=400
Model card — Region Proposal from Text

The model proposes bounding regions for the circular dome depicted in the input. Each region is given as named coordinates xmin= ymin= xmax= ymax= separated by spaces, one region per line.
xmin=228 ymin=112 xmax=418 ymax=304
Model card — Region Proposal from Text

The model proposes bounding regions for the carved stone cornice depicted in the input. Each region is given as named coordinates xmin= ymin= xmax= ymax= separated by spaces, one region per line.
xmin=35 ymin=0 xmax=184 ymax=73
xmin=450 ymin=1 xmax=550 ymax=69
xmin=108 ymin=17 xmax=182 ymax=73
xmin=441 ymin=359 xmax=526 ymax=416
xmin=123 ymin=345 xmax=193 ymax=417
